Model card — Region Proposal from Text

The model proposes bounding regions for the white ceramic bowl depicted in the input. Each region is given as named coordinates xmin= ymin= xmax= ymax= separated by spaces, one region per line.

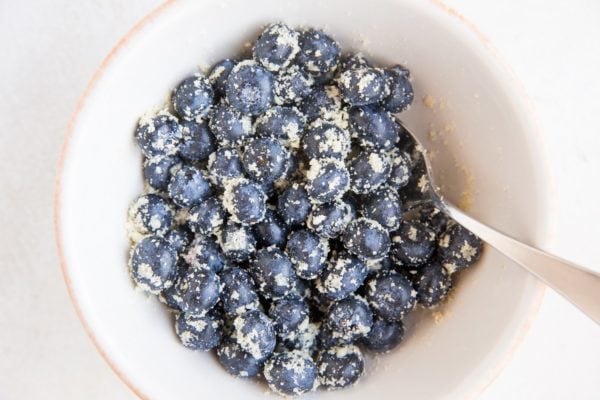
xmin=55 ymin=0 xmax=553 ymax=399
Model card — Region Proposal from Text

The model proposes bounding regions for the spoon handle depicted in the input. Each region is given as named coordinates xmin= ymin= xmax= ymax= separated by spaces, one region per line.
xmin=445 ymin=202 xmax=600 ymax=325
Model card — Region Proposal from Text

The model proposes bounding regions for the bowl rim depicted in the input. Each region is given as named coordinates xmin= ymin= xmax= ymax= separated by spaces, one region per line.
xmin=53 ymin=1 xmax=554 ymax=399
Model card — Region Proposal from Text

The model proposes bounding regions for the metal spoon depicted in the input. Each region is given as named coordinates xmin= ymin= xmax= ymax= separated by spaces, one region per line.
xmin=400 ymin=124 xmax=600 ymax=324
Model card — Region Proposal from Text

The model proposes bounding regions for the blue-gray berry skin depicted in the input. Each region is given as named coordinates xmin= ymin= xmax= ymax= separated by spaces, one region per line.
xmin=157 ymin=260 xmax=188 ymax=311
xmin=184 ymin=235 xmax=227 ymax=273
xmin=143 ymin=155 xmax=181 ymax=191
xmin=301 ymin=120 xmax=351 ymax=160
xmin=362 ymin=318 xmax=404 ymax=353
xmin=164 ymin=226 xmax=192 ymax=255
xmin=176 ymin=267 xmax=221 ymax=316
xmin=175 ymin=311 xmax=222 ymax=351
xmin=226 ymin=61 xmax=274 ymax=116
xmin=437 ymin=222 xmax=483 ymax=274
xmin=416 ymin=204 xmax=450 ymax=235
xmin=208 ymin=103 xmax=252 ymax=147
xmin=366 ymin=270 xmax=415 ymax=321
xmin=206 ymin=148 xmax=244 ymax=187
xmin=317 ymin=345 xmax=364 ymax=388
xmin=233 ymin=310 xmax=276 ymax=361
xmin=208 ymin=59 xmax=236 ymax=98
xmin=348 ymin=151 xmax=391 ymax=194
xmin=360 ymin=186 xmax=403 ymax=231
xmin=218 ymin=221 xmax=257 ymax=262
xmin=338 ymin=67 xmax=387 ymax=106
xmin=305 ymin=158 xmax=350 ymax=204
xmin=308 ymin=200 xmax=352 ymax=239
xmin=274 ymin=66 xmax=314 ymax=105
xmin=128 ymin=193 xmax=173 ymax=235
xmin=135 ymin=113 xmax=182 ymax=158
xmin=223 ymin=178 xmax=267 ymax=226
xmin=285 ymin=229 xmax=328 ymax=280
xmin=297 ymin=29 xmax=340 ymax=76
xmin=172 ymin=73 xmax=214 ymax=120
xmin=129 ymin=235 xmax=178 ymax=294
xmin=253 ymin=209 xmax=290 ymax=250
xmin=382 ymin=65 xmax=414 ymax=113
xmin=299 ymin=85 xmax=342 ymax=123
xmin=325 ymin=295 xmax=373 ymax=342
xmin=387 ymin=149 xmax=412 ymax=190
xmin=219 ymin=267 xmax=260 ymax=316
xmin=342 ymin=218 xmax=391 ymax=260
xmin=390 ymin=220 xmax=437 ymax=267
xmin=255 ymin=106 xmax=306 ymax=145
xmin=217 ymin=338 xmax=263 ymax=378
xmin=277 ymin=183 xmax=311 ymax=226
xmin=268 ymin=298 xmax=309 ymax=339
xmin=264 ymin=351 xmax=318 ymax=396
xmin=349 ymin=106 xmax=400 ymax=150
xmin=339 ymin=53 xmax=372 ymax=73
xmin=187 ymin=196 xmax=225 ymax=235
xmin=179 ymin=120 xmax=216 ymax=162
xmin=250 ymin=247 xmax=299 ymax=299
xmin=253 ymin=23 xmax=300 ymax=72
xmin=242 ymin=137 xmax=290 ymax=184
xmin=415 ymin=262 xmax=452 ymax=307
xmin=317 ymin=252 xmax=368 ymax=301
xmin=167 ymin=165 xmax=212 ymax=208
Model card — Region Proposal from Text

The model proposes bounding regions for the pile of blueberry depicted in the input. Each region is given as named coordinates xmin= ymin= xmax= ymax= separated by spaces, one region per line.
xmin=127 ymin=23 xmax=483 ymax=396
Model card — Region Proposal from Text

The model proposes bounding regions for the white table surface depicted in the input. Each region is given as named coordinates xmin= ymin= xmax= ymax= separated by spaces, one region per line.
xmin=0 ymin=1 xmax=598 ymax=399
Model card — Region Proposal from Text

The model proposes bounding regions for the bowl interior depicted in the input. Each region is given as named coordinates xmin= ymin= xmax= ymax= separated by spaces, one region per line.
xmin=58 ymin=0 xmax=550 ymax=399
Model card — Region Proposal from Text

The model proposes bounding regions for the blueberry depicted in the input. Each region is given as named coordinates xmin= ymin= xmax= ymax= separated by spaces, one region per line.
xmin=217 ymin=338 xmax=263 ymax=378
xmin=280 ymin=322 xmax=319 ymax=354
xmin=208 ymin=102 xmax=252 ymax=146
xmin=366 ymin=270 xmax=415 ymax=321
xmin=223 ymin=178 xmax=267 ymax=225
xmin=361 ymin=318 xmax=404 ymax=353
xmin=208 ymin=58 xmax=236 ymax=97
xmin=316 ymin=252 xmax=368 ymax=301
xmin=349 ymin=106 xmax=400 ymax=150
xmin=250 ymin=247 xmax=299 ymax=299
xmin=316 ymin=324 xmax=348 ymax=349
xmin=143 ymin=155 xmax=181 ymax=191
xmin=390 ymin=220 xmax=436 ymax=267
xmin=226 ymin=60 xmax=274 ymax=116
xmin=415 ymin=262 xmax=451 ymax=307
xmin=301 ymin=120 xmax=351 ymax=160
xmin=264 ymin=351 xmax=318 ymax=396
xmin=175 ymin=311 xmax=222 ymax=350
xmin=242 ymin=137 xmax=290 ymax=184
xmin=305 ymin=158 xmax=350 ymax=204
xmin=387 ymin=148 xmax=412 ymax=190
xmin=307 ymin=200 xmax=353 ymax=239
xmin=299 ymin=85 xmax=344 ymax=124
xmin=297 ymin=29 xmax=340 ymax=76
xmin=338 ymin=67 xmax=387 ymax=106
xmin=167 ymin=165 xmax=212 ymax=208
xmin=269 ymin=298 xmax=309 ymax=340
xmin=342 ymin=218 xmax=391 ymax=260
xmin=172 ymin=73 xmax=214 ymax=120
xmin=187 ymin=196 xmax=225 ymax=235
xmin=218 ymin=221 xmax=257 ymax=262
xmin=317 ymin=345 xmax=364 ymax=388
xmin=382 ymin=65 xmax=414 ymax=113
xmin=254 ymin=106 xmax=305 ymax=147
xmin=219 ymin=267 xmax=260 ymax=316
xmin=325 ymin=295 xmax=373 ymax=342
xmin=277 ymin=183 xmax=311 ymax=226
xmin=179 ymin=120 xmax=216 ymax=162
xmin=129 ymin=235 xmax=177 ymax=294
xmin=184 ymin=235 xmax=226 ymax=273
xmin=164 ymin=226 xmax=192 ymax=254
xmin=253 ymin=209 xmax=289 ymax=249
xmin=360 ymin=186 xmax=403 ymax=231
xmin=233 ymin=310 xmax=276 ymax=361
xmin=437 ymin=222 xmax=483 ymax=274
xmin=206 ymin=148 xmax=244 ymax=186
xmin=339 ymin=53 xmax=372 ymax=72
xmin=128 ymin=193 xmax=174 ymax=235
xmin=285 ymin=229 xmax=329 ymax=280
xmin=135 ymin=113 xmax=182 ymax=158
xmin=348 ymin=151 xmax=391 ymax=194
xmin=157 ymin=260 xmax=188 ymax=311
xmin=176 ymin=267 xmax=221 ymax=315
xmin=416 ymin=203 xmax=449 ymax=235
xmin=274 ymin=65 xmax=314 ymax=105
xmin=254 ymin=23 xmax=300 ymax=72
